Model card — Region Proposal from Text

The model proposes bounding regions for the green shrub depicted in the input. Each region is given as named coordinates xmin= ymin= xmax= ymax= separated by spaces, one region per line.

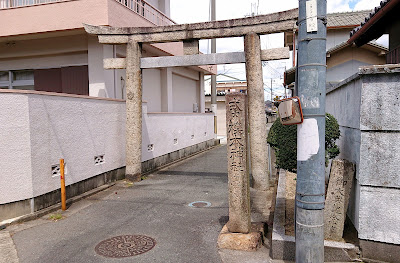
xmin=267 ymin=113 xmax=340 ymax=172
xmin=325 ymin=113 xmax=340 ymax=161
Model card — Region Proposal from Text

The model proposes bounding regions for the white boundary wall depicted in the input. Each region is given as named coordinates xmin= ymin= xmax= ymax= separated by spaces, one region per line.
xmin=0 ymin=91 xmax=214 ymax=205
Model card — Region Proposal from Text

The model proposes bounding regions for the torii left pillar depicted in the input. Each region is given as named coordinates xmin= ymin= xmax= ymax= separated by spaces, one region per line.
xmin=125 ymin=37 xmax=143 ymax=182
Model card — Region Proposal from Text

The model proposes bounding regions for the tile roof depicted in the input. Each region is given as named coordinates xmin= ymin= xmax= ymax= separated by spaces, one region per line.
xmin=326 ymin=41 xmax=388 ymax=55
xmin=327 ymin=10 xmax=372 ymax=27
xmin=350 ymin=0 xmax=391 ymax=37
xmin=292 ymin=10 xmax=372 ymax=29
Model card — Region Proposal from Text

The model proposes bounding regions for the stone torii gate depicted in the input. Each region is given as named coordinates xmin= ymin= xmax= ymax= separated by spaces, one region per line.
xmin=84 ymin=8 xmax=297 ymax=192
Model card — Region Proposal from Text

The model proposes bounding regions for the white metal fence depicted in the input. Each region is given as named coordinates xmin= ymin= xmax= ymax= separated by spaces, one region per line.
xmin=115 ymin=0 xmax=175 ymax=26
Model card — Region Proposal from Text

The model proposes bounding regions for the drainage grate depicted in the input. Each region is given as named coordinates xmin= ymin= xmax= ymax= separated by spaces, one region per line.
xmin=95 ymin=235 xmax=156 ymax=258
xmin=188 ymin=201 xmax=211 ymax=208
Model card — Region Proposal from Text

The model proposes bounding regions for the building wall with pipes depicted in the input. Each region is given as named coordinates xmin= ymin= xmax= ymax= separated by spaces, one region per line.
xmin=326 ymin=65 xmax=400 ymax=258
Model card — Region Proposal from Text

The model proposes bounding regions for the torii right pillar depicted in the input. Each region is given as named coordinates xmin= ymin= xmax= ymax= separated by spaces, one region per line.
xmin=244 ymin=33 xmax=270 ymax=191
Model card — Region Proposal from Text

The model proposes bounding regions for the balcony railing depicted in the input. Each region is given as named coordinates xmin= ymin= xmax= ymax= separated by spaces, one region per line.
xmin=115 ymin=0 xmax=175 ymax=26
xmin=0 ymin=0 xmax=72 ymax=9
xmin=0 ymin=0 xmax=175 ymax=27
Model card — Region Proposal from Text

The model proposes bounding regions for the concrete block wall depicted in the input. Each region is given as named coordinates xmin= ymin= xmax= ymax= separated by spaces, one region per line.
xmin=326 ymin=66 xmax=400 ymax=259
xmin=0 ymin=91 xmax=214 ymax=221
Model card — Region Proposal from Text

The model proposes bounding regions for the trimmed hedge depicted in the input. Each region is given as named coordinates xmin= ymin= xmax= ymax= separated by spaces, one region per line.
xmin=267 ymin=113 xmax=340 ymax=172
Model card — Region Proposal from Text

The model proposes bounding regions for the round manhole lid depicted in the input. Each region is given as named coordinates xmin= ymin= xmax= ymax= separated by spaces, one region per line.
xmin=188 ymin=201 xmax=211 ymax=208
xmin=95 ymin=235 xmax=156 ymax=258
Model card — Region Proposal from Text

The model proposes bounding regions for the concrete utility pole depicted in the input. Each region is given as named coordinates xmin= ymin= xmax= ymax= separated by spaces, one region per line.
xmin=296 ymin=0 xmax=327 ymax=262
xmin=210 ymin=0 xmax=217 ymax=119
xmin=270 ymin=78 xmax=273 ymax=101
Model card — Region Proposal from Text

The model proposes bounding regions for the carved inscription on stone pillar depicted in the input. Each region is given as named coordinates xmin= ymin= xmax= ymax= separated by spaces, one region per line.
xmin=324 ymin=159 xmax=355 ymax=241
xmin=226 ymin=93 xmax=251 ymax=234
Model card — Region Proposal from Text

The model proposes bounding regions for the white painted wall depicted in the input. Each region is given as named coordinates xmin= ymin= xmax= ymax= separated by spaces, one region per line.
xmin=205 ymin=96 xmax=226 ymax=136
xmin=146 ymin=0 xmax=159 ymax=9
xmin=142 ymin=103 xmax=214 ymax=161
xmin=0 ymin=92 xmax=125 ymax=204
xmin=172 ymin=73 xmax=198 ymax=113
xmin=88 ymin=36 xmax=116 ymax=98
xmin=326 ymin=29 xmax=350 ymax=50
xmin=0 ymin=94 xmax=33 ymax=204
xmin=0 ymin=91 xmax=214 ymax=205
xmin=142 ymin=69 xmax=162 ymax=112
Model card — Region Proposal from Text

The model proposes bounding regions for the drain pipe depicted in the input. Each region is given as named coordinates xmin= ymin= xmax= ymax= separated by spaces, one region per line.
xmin=295 ymin=0 xmax=327 ymax=262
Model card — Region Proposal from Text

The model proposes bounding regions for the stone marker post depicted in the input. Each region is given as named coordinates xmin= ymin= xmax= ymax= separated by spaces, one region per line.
xmin=125 ymin=38 xmax=143 ymax=182
xmin=324 ymin=159 xmax=355 ymax=241
xmin=226 ymin=93 xmax=251 ymax=234
xmin=244 ymin=33 xmax=270 ymax=191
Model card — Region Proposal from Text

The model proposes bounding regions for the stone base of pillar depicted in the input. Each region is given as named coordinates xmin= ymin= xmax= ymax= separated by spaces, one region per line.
xmin=217 ymin=222 xmax=265 ymax=252
xmin=126 ymin=173 xmax=141 ymax=182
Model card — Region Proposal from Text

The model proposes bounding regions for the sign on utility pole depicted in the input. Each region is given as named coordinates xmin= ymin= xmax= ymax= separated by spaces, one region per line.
xmin=296 ymin=0 xmax=327 ymax=262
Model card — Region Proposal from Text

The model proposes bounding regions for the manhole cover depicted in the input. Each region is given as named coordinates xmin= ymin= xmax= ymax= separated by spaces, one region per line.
xmin=95 ymin=235 xmax=156 ymax=258
xmin=188 ymin=201 xmax=211 ymax=208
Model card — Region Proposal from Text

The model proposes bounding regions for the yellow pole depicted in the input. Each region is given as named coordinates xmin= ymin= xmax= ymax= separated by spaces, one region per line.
xmin=60 ymin=159 xmax=66 ymax=211
xmin=214 ymin=115 xmax=217 ymax=135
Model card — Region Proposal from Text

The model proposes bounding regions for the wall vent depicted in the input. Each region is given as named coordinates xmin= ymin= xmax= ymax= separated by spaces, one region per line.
xmin=94 ymin=155 xmax=105 ymax=165
xmin=147 ymin=144 xmax=154 ymax=151
xmin=173 ymin=138 xmax=178 ymax=145
xmin=51 ymin=164 xmax=60 ymax=177
xmin=191 ymin=135 xmax=195 ymax=139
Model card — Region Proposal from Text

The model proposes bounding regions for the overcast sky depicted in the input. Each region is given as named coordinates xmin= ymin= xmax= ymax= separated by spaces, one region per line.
xmin=170 ymin=0 xmax=385 ymax=99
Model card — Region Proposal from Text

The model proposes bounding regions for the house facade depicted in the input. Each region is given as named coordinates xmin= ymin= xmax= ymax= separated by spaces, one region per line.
xmin=0 ymin=0 xmax=216 ymax=222
xmin=284 ymin=10 xmax=387 ymax=89
xmin=0 ymin=0 xmax=213 ymax=110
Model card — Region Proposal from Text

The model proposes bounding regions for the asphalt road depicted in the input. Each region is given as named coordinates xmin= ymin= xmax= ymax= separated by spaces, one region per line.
xmin=10 ymin=145 xmax=229 ymax=263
